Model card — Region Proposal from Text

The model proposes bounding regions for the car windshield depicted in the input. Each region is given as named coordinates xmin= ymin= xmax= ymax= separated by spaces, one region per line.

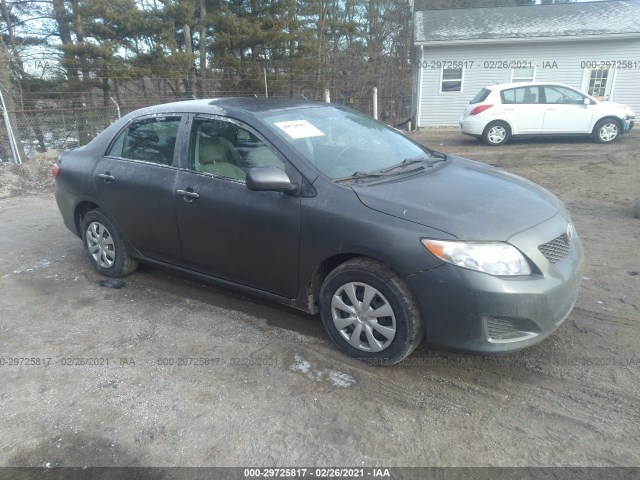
xmin=261 ymin=106 xmax=435 ymax=180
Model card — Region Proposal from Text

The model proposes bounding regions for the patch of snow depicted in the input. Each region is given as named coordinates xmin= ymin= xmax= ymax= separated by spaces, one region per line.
xmin=290 ymin=354 xmax=356 ymax=388
xmin=290 ymin=353 xmax=311 ymax=375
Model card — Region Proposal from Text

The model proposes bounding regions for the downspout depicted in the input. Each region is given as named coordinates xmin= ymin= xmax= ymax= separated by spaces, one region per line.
xmin=417 ymin=45 xmax=424 ymax=129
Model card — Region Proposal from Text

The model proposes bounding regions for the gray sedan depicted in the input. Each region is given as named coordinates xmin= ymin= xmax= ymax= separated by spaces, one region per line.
xmin=53 ymin=98 xmax=583 ymax=365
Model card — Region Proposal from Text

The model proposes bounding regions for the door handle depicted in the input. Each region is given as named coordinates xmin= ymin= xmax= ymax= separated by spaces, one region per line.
xmin=176 ymin=189 xmax=200 ymax=200
xmin=97 ymin=173 xmax=115 ymax=182
xmin=546 ymin=108 xmax=556 ymax=111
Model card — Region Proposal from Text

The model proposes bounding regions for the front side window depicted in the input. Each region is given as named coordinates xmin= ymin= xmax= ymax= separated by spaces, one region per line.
xmin=441 ymin=68 xmax=463 ymax=92
xmin=107 ymin=116 xmax=181 ymax=166
xmin=543 ymin=86 xmax=584 ymax=105
xmin=501 ymin=86 xmax=540 ymax=104
xmin=189 ymin=118 xmax=284 ymax=182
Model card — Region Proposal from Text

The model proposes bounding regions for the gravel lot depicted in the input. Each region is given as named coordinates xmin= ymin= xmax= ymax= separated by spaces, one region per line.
xmin=0 ymin=129 xmax=639 ymax=468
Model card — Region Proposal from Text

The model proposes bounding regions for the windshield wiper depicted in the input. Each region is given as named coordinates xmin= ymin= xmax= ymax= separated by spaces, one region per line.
xmin=378 ymin=157 xmax=428 ymax=174
xmin=335 ymin=154 xmax=445 ymax=183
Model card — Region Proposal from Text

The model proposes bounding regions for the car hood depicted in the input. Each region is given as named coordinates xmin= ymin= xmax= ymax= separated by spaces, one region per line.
xmin=352 ymin=155 xmax=562 ymax=241
xmin=598 ymin=101 xmax=634 ymax=115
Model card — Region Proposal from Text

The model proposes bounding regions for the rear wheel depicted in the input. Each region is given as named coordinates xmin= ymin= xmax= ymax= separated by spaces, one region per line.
xmin=593 ymin=119 xmax=620 ymax=143
xmin=482 ymin=121 xmax=510 ymax=146
xmin=319 ymin=258 xmax=424 ymax=365
xmin=81 ymin=209 xmax=138 ymax=277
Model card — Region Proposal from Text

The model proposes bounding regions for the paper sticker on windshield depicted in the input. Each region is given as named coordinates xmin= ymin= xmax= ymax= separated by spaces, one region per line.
xmin=274 ymin=120 xmax=325 ymax=139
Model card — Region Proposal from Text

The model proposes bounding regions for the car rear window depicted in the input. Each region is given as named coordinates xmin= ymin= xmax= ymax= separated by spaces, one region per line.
xmin=469 ymin=88 xmax=491 ymax=104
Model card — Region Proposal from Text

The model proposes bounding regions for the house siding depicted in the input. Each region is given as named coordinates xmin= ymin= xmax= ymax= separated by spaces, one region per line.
xmin=417 ymin=39 xmax=640 ymax=127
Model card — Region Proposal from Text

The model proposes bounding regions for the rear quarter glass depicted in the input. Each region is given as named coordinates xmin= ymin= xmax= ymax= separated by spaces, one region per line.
xmin=470 ymin=88 xmax=491 ymax=104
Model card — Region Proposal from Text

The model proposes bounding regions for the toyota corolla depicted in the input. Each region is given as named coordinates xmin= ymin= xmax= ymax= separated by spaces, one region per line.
xmin=54 ymin=98 xmax=584 ymax=365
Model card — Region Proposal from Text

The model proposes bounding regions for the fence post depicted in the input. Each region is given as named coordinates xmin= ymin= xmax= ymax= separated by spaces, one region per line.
xmin=110 ymin=97 xmax=121 ymax=119
xmin=324 ymin=89 xmax=330 ymax=103
xmin=0 ymin=87 xmax=21 ymax=164
xmin=372 ymin=87 xmax=378 ymax=120
xmin=264 ymin=68 xmax=268 ymax=98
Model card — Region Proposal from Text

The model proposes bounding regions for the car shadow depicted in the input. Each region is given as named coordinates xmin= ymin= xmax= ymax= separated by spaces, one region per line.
xmin=132 ymin=263 xmax=326 ymax=341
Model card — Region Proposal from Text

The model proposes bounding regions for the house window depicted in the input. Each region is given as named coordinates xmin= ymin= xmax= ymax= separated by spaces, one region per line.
xmin=587 ymin=68 xmax=611 ymax=99
xmin=440 ymin=68 xmax=463 ymax=92
xmin=511 ymin=67 xmax=535 ymax=83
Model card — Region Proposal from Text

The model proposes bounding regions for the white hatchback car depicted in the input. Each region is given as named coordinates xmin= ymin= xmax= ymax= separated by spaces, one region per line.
xmin=460 ymin=82 xmax=635 ymax=146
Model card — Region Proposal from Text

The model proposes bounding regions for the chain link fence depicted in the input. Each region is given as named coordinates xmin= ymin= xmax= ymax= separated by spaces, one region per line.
xmin=0 ymin=114 xmax=10 ymax=162
xmin=1 ymin=93 xmax=412 ymax=163
xmin=9 ymin=106 xmax=121 ymax=159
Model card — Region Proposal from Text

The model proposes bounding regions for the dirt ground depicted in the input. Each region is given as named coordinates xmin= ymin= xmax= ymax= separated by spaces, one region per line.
xmin=0 ymin=129 xmax=639 ymax=468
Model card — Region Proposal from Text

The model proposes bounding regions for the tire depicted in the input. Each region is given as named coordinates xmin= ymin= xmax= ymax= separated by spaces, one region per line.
xmin=319 ymin=258 xmax=425 ymax=366
xmin=482 ymin=121 xmax=510 ymax=146
xmin=593 ymin=118 xmax=620 ymax=143
xmin=81 ymin=209 xmax=138 ymax=277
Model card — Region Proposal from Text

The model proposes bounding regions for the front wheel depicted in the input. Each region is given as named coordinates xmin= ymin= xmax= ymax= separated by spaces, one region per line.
xmin=593 ymin=119 xmax=620 ymax=143
xmin=81 ymin=209 xmax=138 ymax=277
xmin=319 ymin=258 xmax=424 ymax=365
xmin=482 ymin=121 xmax=510 ymax=146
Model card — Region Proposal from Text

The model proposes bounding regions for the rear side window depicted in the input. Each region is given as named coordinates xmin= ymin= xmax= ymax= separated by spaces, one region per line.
xmin=501 ymin=87 xmax=540 ymax=105
xmin=469 ymin=88 xmax=491 ymax=104
xmin=107 ymin=117 xmax=181 ymax=166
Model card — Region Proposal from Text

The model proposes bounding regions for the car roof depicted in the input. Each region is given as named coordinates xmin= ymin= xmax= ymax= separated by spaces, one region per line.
xmin=131 ymin=97 xmax=327 ymax=117
xmin=486 ymin=82 xmax=575 ymax=91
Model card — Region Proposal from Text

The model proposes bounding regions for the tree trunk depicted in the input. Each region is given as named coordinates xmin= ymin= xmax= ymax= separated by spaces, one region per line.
xmin=184 ymin=23 xmax=196 ymax=97
xmin=197 ymin=0 xmax=207 ymax=97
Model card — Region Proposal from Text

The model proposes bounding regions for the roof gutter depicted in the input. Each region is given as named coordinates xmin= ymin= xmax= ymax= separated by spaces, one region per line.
xmin=414 ymin=33 xmax=640 ymax=46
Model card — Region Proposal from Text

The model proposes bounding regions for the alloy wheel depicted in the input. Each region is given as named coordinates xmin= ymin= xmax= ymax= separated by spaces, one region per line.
xmin=599 ymin=122 xmax=618 ymax=142
xmin=488 ymin=125 xmax=507 ymax=144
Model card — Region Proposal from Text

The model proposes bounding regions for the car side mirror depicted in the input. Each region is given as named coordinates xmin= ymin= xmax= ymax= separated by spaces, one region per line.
xmin=583 ymin=98 xmax=592 ymax=106
xmin=246 ymin=167 xmax=292 ymax=192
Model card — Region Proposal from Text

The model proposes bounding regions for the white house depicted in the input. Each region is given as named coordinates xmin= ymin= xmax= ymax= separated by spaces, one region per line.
xmin=412 ymin=0 xmax=640 ymax=127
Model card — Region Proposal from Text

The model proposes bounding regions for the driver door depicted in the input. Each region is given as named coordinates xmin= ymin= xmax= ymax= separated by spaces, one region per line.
xmin=174 ymin=116 xmax=302 ymax=298
xmin=541 ymin=85 xmax=593 ymax=133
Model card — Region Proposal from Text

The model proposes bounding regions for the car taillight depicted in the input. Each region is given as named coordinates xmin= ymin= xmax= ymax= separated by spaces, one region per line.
xmin=52 ymin=163 xmax=60 ymax=178
xmin=469 ymin=104 xmax=494 ymax=116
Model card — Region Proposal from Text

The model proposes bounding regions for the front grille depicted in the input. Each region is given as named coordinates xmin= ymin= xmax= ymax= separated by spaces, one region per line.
xmin=539 ymin=234 xmax=571 ymax=264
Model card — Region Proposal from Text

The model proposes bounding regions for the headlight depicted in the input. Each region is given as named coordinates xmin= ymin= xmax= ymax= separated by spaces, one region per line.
xmin=421 ymin=239 xmax=532 ymax=276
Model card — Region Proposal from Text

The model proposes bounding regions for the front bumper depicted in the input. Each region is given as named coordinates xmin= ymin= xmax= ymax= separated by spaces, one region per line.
xmin=407 ymin=214 xmax=584 ymax=354
xmin=623 ymin=116 xmax=635 ymax=133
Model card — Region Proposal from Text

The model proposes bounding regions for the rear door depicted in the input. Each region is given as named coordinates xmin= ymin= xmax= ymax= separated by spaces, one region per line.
xmin=500 ymin=86 xmax=545 ymax=134
xmin=93 ymin=115 xmax=185 ymax=265
xmin=174 ymin=115 xmax=301 ymax=298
